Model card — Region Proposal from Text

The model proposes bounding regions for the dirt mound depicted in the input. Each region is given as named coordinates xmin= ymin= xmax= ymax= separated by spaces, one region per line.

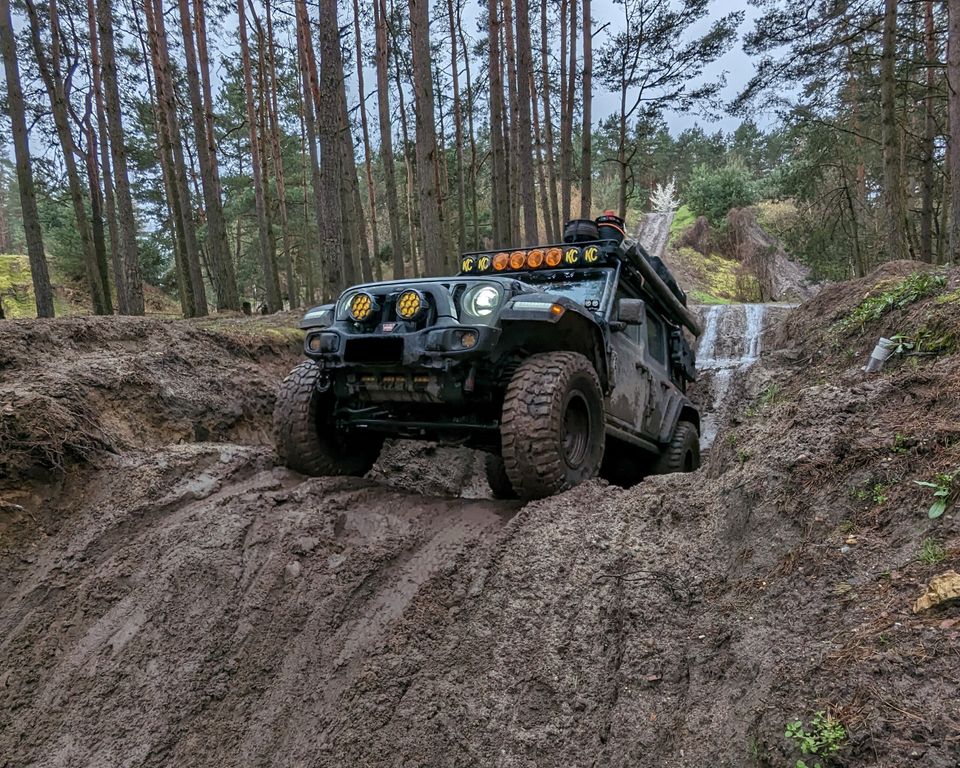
xmin=0 ymin=316 xmax=302 ymax=485
xmin=1 ymin=274 xmax=959 ymax=767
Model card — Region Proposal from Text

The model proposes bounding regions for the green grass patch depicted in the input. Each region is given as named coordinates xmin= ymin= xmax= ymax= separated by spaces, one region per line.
xmin=833 ymin=272 xmax=947 ymax=334
xmin=669 ymin=205 xmax=696 ymax=242
xmin=689 ymin=290 xmax=733 ymax=305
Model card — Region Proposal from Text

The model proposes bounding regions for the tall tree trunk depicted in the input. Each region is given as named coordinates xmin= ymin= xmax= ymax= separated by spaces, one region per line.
xmin=408 ymin=0 xmax=448 ymax=274
xmin=456 ymin=2 xmax=479 ymax=249
xmin=949 ymin=0 xmax=960 ymax=262
xmin=237 ymin=0 xmax=281 ymax=310
xmin=336 ymin=56 xmax=370 ymax=284
xmin=79 ymin=100 xmax=111 ymax=312
xmin=502 ymin=0 xmax=520 ymax=239
xmin=145 ymin=0 xmax=208 ymax=315
xmin=920 ymin=0 xmax=936 ymax=263
xmin=446 ymin=0 xmax=466 ymax=253
xmin=87 ymin=0 xmax=121 ymax=309
xmin=530 ymin=69 xmax=550 ymax=242
xmin=132 ymin=0 xmax=193 ymax=315
xmin=99 ymin=0 xmax=145 ymax=313
xmin=24 ymin=0 xmax=111 ymax=314
xmin=354 ymin=0 xmax=383 ymax=280
xmin=540 ymin=0 xmax=559 ymax=240
xmin=487 ymin=0 xmax=510 ymax=247
xmin=263 ymin=0 xmax=298 ymax=305
xmin=880 ymin=0 xmax=907 ymax=262
xmin=560 ymin=0 xmax=576 ymax=223
xmin=514 ymin=0 xmax=537 ymax=243
xmin=0 ymin=0 xmax=53 ymax=316
xmin=294 ymin=0 xmax=327 ymax=297
xmin=374 ymin=0 xmax=405 ymax=278
xmin=176 ymin=0 xmax=238 ymax=310
xmin=314 ymin=0 xmax=348 ymax=292
xmin=579 ymin=0 xmax=592 ymax=218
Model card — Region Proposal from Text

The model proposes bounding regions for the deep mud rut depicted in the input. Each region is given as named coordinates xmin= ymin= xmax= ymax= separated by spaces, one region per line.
xmin=2 ymin=278 xmax=959 ymax=767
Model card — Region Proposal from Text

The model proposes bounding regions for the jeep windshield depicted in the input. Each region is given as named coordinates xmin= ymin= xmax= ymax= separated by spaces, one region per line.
xmin=519 ymin=270 xmax=609 ymax=312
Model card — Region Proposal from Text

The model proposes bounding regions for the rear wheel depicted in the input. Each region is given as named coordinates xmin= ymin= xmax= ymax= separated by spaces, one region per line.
xmin=484 ymin=454 xmax=517 ymax=499
xmin=273 ymin=361 xmax=382 ymax=476
xmin=500 ymin=352 xmax=605 ymax=500
xmin=655 ymin=420 xmax=700 ymax=474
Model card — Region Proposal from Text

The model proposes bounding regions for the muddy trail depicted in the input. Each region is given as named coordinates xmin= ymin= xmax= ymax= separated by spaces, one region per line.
xmin=2 ymin=266 xmax=960 ymax=767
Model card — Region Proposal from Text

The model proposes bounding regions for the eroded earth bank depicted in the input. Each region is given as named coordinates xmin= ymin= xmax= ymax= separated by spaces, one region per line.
xmin=1 ymin=266 xmax=959 ymax=767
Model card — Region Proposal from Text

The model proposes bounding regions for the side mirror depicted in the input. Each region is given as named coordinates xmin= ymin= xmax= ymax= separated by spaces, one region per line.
xmin=617 ymin=298 xmax=645 ymax=325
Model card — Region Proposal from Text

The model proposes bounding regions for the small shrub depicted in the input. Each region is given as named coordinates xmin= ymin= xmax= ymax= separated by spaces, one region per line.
xmin=914 ymin=469 xmax=958 ymax=519
xmin=785 ymin=711 xmax=847 ymax=768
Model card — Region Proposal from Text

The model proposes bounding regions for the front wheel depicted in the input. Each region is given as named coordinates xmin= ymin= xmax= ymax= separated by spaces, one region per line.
xmin=500 ymin=352 xmax=605 ymax=500
xmin=273 ymin=361 xmax=383 ymax=476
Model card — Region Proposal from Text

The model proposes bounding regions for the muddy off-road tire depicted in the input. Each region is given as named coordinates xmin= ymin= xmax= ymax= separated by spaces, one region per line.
xmin=501 ymin=352 xmax=605 ymax=500
xmin=273 ymin=361 xmax=383 ymax=476
xmin=655 ymin=420 xmax=700 ymax=474
xmin=484 ymin=454 xmax=518 ymax=499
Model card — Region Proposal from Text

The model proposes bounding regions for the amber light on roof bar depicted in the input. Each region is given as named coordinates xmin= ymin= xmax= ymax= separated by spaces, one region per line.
xmin=459 ymin=244 xmax=599 ymax=273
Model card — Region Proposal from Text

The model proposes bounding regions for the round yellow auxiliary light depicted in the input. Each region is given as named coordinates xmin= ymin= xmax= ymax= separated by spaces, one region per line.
xmin=526 ymin=249 xmax=545 ymax=269
xmin=477 ymin=254 xmax=492 ymax=272
xmin=545 ymin=247 xmax=563 ymax=267
xmin=349 ymin=292 xmax=375 ymax=322
xmin=460 ymin=256 xmax=476 ymax=273
xmin=583 ymin=245 xmax=600 ymax=264
xmin=509 ymin=250 xmax=526 ymax=270
xmin=396 ymin=289 xmax=425 ymax=320
xmin=564 ymin=247 xmax=581 ymax=265
xmin=493 ymin=252 xmax=510 ymax=271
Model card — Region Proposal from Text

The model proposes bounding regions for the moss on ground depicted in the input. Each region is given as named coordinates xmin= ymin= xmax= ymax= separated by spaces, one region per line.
xmin=669 ymin=205 xmax=696 ymax=242
xmin=673 ymin=245 xmax=740 ymax=301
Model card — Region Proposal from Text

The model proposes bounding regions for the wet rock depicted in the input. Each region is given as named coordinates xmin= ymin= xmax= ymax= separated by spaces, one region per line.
xmin=913 ymin=570 xmax=960 ymax=613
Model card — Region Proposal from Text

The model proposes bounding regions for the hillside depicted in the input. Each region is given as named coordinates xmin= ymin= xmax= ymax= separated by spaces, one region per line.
xmin=0 ymin=254 xmax=179 ymax=319
xmin=0 ymin=266 xmax=958 ymax=767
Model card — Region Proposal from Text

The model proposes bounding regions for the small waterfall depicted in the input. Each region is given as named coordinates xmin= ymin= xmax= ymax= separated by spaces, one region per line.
xmin=697 ymin=303 xmax=769 ymax=448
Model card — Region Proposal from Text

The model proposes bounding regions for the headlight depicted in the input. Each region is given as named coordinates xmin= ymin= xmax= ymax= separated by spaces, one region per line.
xmin=462 ymin=284 xmax=501 ymax=318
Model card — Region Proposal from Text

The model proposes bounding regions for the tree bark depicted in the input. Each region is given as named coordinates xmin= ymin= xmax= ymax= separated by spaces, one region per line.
xmin=540 ymin=0 xmax=559 ymax=240
xmin=455 ymin=2 xmax=479 ymax=249
xmin=263 ymin=0 xmax=299 ymax=305
xmin=24 ymin=0 xmax=111 ymax=314
xmin=514 ymin=0 xmax=538 ymax=243
xmin=145 ymin=0 xmax=208 ymax=315
xmin=502 ymin=0 xmax=520 ymax=238
xmin=353 ymin=0 xmax=383 ymax=280
xmin=176 ymin=0 xmax=237 ymax=310
xmin=920 ymin=0 xmax=936 ymax=263
xmin=949 ymin=0 xmax=960 ymax=262
xmin=488 ymin=0 xmax=511 ymax=246
xmin=374 ymin=0 xmax=405 ymax=278
xmin=237 ymin=0 xmax=281 ymax=310
xmin=560 ymin=0 xmax=576 ymax=223
xmin=446 ymin=0 xmax=466 ymax=253
xmin=880 ymin=0 xmax=907 ymax=262
xmin=98 ymin=0 xmax=145 ymax=313
xmin=408 ymin=0 xmax=448 ymax=274
xmin=0 ymin=0 xmax=53 ymax=317
xmin=579 ymin=0 xmax=592 ymax=218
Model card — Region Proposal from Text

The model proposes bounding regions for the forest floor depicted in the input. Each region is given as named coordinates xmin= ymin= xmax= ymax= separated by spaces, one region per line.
xmin=1 ymin=264 xmax=959 ymax=767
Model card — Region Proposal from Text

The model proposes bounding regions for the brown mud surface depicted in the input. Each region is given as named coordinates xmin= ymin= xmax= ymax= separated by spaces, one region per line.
xmin=2 ymin=267 xmax=959 ymax=767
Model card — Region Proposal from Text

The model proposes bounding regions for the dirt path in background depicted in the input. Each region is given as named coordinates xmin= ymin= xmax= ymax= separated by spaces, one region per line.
xmin=1 ymin=270 xmax=958 ymax=767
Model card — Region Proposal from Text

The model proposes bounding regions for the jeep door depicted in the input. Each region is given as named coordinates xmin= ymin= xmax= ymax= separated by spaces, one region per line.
xmin=640 ymin=309 xmax=672 ymax=438
xmin=606 ymin=301 xmax=651 ymax=435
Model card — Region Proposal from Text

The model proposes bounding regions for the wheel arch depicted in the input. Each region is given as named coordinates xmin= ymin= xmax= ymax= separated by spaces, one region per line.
xmin=497 ymin=311 xmax=609 ymax=390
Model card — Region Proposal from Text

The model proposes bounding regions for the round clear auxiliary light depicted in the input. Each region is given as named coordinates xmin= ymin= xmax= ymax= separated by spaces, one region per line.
xmin=463 ymin=284 xmax=501 ymax=317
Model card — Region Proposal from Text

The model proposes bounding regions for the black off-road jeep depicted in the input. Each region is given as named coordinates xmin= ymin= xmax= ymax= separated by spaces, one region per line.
xmin=274 ymin=215 xmax=702 ymax=500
